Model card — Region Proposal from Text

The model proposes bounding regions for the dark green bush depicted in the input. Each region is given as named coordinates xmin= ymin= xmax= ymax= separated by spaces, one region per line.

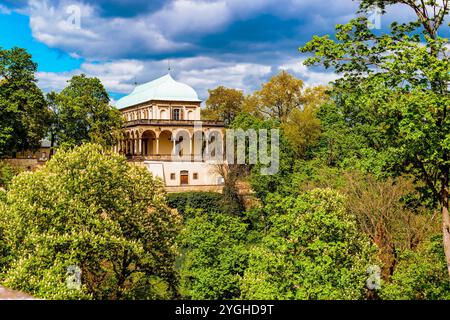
xmin=166 ymin=192 xmax=223 ymax=217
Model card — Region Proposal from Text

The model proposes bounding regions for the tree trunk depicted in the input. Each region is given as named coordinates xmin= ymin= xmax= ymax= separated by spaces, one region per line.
xmin=441 ymin=174 xmax=450 ymax=279
xmin=442 ymin=206 xmax=450 ymax=278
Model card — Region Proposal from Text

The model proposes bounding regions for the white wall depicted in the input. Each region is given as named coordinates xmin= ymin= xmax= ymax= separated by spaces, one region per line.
xmin=144 ymin=161 xmax=224 ymax=186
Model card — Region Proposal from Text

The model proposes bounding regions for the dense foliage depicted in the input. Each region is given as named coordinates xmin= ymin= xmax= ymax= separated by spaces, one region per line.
xmin=301 ymin=0 xmax=450 ymax=277
xmin=202 ymin=86 xmax=245 ymax=125
xmin=0 ymin=144 xmax=181 ymax=299
xmin=48 ymin=74 xmax=123 ymax=149
xmin=180 ymin=210 xmax=249 ymax=299
xmin=241 ymin=189 xmax=374 ymax=300
xmin=381 ymin=237 xmax=450 ymax=300
xmin=0 ymin=47 xmax=50 ymax=156
xmin=166 ymin=192 xmax=223 ymax=217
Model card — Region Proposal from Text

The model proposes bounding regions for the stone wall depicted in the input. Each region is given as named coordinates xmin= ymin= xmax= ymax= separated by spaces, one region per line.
xmin=4 ymin=158 xmax=45 ymax=171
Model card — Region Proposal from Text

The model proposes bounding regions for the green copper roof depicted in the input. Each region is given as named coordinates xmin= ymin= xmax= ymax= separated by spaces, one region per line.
xmin=115 ymin=73 xmax=201 ymax=109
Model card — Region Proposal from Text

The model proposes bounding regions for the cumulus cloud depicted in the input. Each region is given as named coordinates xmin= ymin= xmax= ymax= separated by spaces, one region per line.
xmin=22 ymin=0 xmax=366 ymax=60
xmin=36 ymin=55 xmax=338 ymax=102
xmin=279 ymin=59 xmax=339 ymax=87
xmin=152 ymin=0 xmax=232 ymax=36
xmin=37 ymin=56 xmax=273 ymax=98
xmin=0 ymin=4 xmax=12 ymax=14
xmin=36 ymin=60 xmax=145 ymax=93
xmin=177 ymin=61 xmax=273 ymax=98
xmin=28 ymin=0 xmax=189 ymax=59
xmin=8 ymin=0 xmax=424 ymax=102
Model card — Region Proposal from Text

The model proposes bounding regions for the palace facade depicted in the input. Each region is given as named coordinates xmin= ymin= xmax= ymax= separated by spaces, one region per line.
xmin=114 ymin=73 xmax=225 ymax=191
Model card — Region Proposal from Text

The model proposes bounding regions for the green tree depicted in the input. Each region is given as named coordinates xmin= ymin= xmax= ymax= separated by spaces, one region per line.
xmin=230 ymin=113 xmax=295 ymax=202
xmin=381 ymin=236 xmax=450 ymax=300
xmin=202 ymin=86 xmax=244 ymax=125
xmin=312 ymin=101 xmax=372 ymax=168
xmin=282 ymin=107 xmax=322 ymax=158
xmin=342 ymin=173 xmax=438 ymax=278
xmin=301 ymin=2 xmax=450 ymax=276
xmin=53 ymin=74 xmax=123 ymax=148
xmin=281 ymin=86 xmax=329 ymax=157
xmin=179 ymin=210 xmax=248 ymax=299
xmin=359 ymin=1 xmax=448 ymax=42
xmin=0 ymin=144 xmax=181 ymax=299
xmin=241 ymin=189 xmax=375 ymax=299
xmin=248 ymin=71 xmax=305 ymax=121
xmin=0 ymin=47 xmax=50 ymax=156
xmin=45 ymin=91 xmax=60 ymax=157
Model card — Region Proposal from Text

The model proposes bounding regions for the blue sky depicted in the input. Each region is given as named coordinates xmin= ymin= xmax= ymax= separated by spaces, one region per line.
xmin=0 ymin=0 xmax=431 ymax=102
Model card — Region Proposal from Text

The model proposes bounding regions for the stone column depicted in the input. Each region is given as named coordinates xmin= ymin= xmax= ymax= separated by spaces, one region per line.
xmin=138 ymin=135 xmax=142 ymax=156
xmin=156 ymin=138 xmax=160 ymax=155
xmin=189 ymin=133 xmax=193 ymax=157
xmin=220 ymin=131 xmax=225 ymax=159
xmin=172 ymin=137 xmax=176 ymax=156
xmin=205 ymin=131 xmax=209 ymax=160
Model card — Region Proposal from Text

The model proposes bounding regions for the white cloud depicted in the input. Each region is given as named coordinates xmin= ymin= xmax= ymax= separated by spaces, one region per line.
xmin=22 ymin=0 xmax=375 ymax=60
xmin=177 ymin=61 xmax=272 ymax=97
xmin=36 ymin=56 xmax=274 ymax=99
xmin=279 ymin=59 xmax=339 ymax=86
xmin=26 ymin=0 xmax=348 ymax=98
xmin=152 ymin=0 xmax=232 ymax=36
xmin=0 ymin=4 xmax=12 ymax=14
xmin=36 ymin=55 xmax=337 ymax=103
xmin=36 ymin=60 xmax=145 ymax=93
xmin=27 ymin=0 xmax=188 ymax=59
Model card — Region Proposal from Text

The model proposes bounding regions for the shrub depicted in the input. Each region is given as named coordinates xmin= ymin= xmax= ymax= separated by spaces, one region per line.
xmin=166 ymin=192 xmax=223 ymax=217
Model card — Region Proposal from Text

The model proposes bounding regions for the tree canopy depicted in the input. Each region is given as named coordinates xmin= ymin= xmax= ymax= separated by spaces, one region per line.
xmin=50 ymin=74 xmax=123 ymax=148
xmin=0 ymin=47 xmax=50 ymax=156
xmin=0 ymin=144 xmax=181 ymax=299
xmin=241 ymin=189 xmax=374 ymax=299
xmin=202 ymin=86 xmax=245 ymax=125
xmin=301 ymin=1 xmax=450 ymax=277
